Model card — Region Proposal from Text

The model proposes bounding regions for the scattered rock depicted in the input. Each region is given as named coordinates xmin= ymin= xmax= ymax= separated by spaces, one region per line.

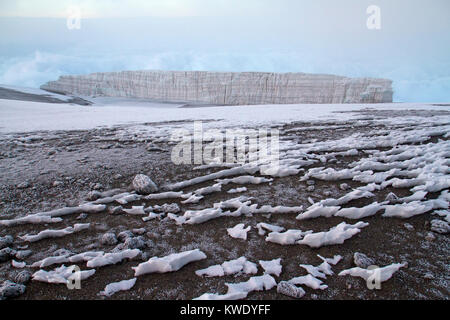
xmin=425 ymin=232 xmax=436 ymax=242
xmin=0 ymin=248 xmax=16 ymax=263
xmin=154 ymin=203 xmax=180 ymax=214
xmin=101 ymin=233 xmax=118 ymax=246
xmin=132 ymin=174 xmax=158 ymax=195
xmin=52 ymin=181 xmax=63 ymax=187
xmin=339 ymin=183 xmax=350 ymax=191
xmin=132 ymin=228 xmax=146 ymax=235
xmin=430 ymin=219 xmax=449 ymax=234
xmin=113 ymin=174 xmax=123 ymax=180
xmin=14 ymin=271 xmax=32 ymax=284
xmin=307 ymin=186 xmax=315 ymax=192
xmin=404 ymin=223 xmax=414 ymax=231
xmin=140 ymin=251 xmax=152 ymax=261
xmin=0 ymin=235 xmax=13 ymax=250
xmin=92 ymin=183 xmax=103 ymax=191
xmin=108 ymin=206 xmax=124 ymax=215
xmin=118 ymin=231 xmax=134 ymax=242
xmin=277 ymin=281 xmax=305 ymax=299
xmin=120 ymin=236 xmax=146 ymax=250
xmin=306 ymin=180 xmax=315 ymax=186
xmin=423 ymin=273 xmax=435 ymax=280
xmin=17 ymin=181 xmax=30 ymax=189
xmin=86 ymin=190 xmax=102 ymax=201
xmin=353 ymin=252 xmax=375 ymax=268
xmin=0 ymin=281 xmax=26 ymax=299
xmin=76 ymin=213 xmax=88 ymax=220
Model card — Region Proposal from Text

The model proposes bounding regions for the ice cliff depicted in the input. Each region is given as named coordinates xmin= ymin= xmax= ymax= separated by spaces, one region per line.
xmin=41 ymin=71 xmax=393 ymax=105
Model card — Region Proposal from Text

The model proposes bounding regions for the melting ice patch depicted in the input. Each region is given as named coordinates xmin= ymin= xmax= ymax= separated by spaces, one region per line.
xmin=133 ymin=249 xmax=207 ymax=276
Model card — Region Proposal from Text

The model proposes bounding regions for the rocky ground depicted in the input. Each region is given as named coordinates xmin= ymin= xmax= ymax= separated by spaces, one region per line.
xmin=0 ymin=108 xmax=449 ymax=300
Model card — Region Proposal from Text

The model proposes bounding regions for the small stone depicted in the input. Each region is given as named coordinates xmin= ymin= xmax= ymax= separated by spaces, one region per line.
xmin=101 ymin=233 xmax=118 ymax=246
xmin=323 ymin=191 xmax=332 ymax=197
xmin=113 ymin=174 xmax=123 ymax=180
xmin=14 ymin=271 xmax=32 ymax=284
xmin=76 ymin=213 xmax=88 ymax=220
xmin=17 ymin=182 xmax=30 ymax=189
xmin=307 ymin=186 xmax=315 ymax=192
xmin=154 ymin=203 xmax=180 ymax=214
xmin=86 ymin=191 xmax=102 ymax=201
xmin=404 ymin=223 xmax=414 ymax=231
xmin=430 ymin=219 xmax=449 ymax=234
xmin=425 ymin=232 xmax=436 ymax=241
xmin=132 ymin=174 xmax=158 ymax=195
xmin=108 ymin=206 xmax=124 ymax=215
xmin=306 ymin=180 xmax=315 ymax=186
xmin=52 ymin=181 xmax=63 ymax=187
xmin=0 ymin=248 xmax=16 ymax=263
xmin=121 ymin=236 xmax=146 ymax=250
xmin=132 ymin=228 xmax=146 ymax=235
xmin=93 ymin=183 xmax=103 ymax=191
xmin=423 ymin=273 xmax=435 ymax=280
xmin=118 ymin=231 xmax=134 ymax=242
xmin=0 ymin=235 xmax=13 ymax=250
xmin=47 ymin=150 xmax=56 ymax=156
xmin=141 ymin=252 xmax=152 ymax=261
xmin=0 ymin=281 xmax=26 ymax=299
xmin=146 ymin=232 xmax=160 ymax=239
xmin=353 ymin=252 xmax=375 ymax=268
xmin=339 ymin=183 xmax=350 ymax=191
xmin=277 ymin=281 xmax=305 ymax=299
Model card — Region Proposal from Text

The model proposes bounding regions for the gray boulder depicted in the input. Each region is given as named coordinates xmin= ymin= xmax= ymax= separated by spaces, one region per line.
xmin=132 ymin=174 xmax=158 ymax=195
xmin=430 ymin=219 xmax=450 ymax=234
xmin=108 ymin=206 xmax=124 ymax=215
xmin=0 ymin=248 xmax=16 ymax=263
xmin=15 ymin=271 xmax=32 ymax=284
xmin=353 ymin=252 xmax=375 ymax=268
xmin=154 ymin=203 xmax=180 ymax=214
xmin=117 ymin=230 xmax=134 ymax=242
xmin=101 ymin=233 xmax=118 ymax=246
xmin=277 ymin=281 xmax=305 ymax=299
xmin=0 ymin=235 xmax=13 ymax=250
xmin=0 ymin=281 xmax=26 ymax=299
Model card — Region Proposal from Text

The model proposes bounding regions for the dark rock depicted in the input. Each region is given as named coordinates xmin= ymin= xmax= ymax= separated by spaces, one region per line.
xmin=118 ymin=231 xmax=134 ymax=242
xmin=0 ymin=248 xmax=16 ymax=263
xmin=108 ymin=206 xmax=124 ymax=215
xmin=14 ymin=271 xmax=32 ymax=284
xmin=0 ymin=281 xmax=26 ymax=299
xmin=101 ymin=233 xmax=118 ymax=246
xmin=0 ymin=235 xmax=13 ymax=250
xmin=132 ymin=174 xmax=158 ymax=195
xmin=430 ymin=219 xmax=449 ymax=234
xmin=353 ymin=252 xmax=375 ymax=268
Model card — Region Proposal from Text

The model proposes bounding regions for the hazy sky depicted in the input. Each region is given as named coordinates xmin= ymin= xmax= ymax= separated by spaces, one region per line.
xmin=0 ymin=0 xmax=449 ymax=102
